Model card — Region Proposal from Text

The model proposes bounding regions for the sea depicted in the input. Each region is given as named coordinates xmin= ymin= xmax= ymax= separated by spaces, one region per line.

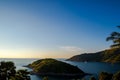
xmin=0 ymin=58 xmax=120 ymax=80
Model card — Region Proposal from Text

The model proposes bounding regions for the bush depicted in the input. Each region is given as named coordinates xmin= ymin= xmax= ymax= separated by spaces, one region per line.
xmin=90 ymin=76 xmax=96 ymax=80
xmin=112 ymin=71 xmax=120 ymax=80
xmin=42 ymin=76 xmax=49 ymax=80
xmin=99 ymin=72 xmax=112 ymax=80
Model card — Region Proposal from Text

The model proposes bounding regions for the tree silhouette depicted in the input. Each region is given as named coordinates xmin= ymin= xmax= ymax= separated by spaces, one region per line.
xmin=0 ymin=61 xmax=16 ymax=80
xmin=106 ymin=26 xmax=120 ymax=48
xmin=112 ymin=71 xmax=120 ymax=80
xmin=16 ymin=69 xmax=30 ymax=80
xmin=0 ymin=61 xmax=31 ymax=80
xmin=90 ymin=76 xmax=96 ymax=80
xmin=99 ymin=72 xmax=112 ymax=80
xmin=42 ymin=76 xmax=49 ymax=80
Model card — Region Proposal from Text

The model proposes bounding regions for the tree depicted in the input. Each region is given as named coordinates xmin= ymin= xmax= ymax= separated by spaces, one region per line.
xmin=0 ymin=61 xmax=16 ymax=80
xmin=106 ymin=26 xmax=120 ymax=48
xmin=89 ymin=76 xmax=96 ymax=80
xmin=99 ymin=72 xmax=112 ymax=80
xmin=0 ymin=61 xmax=31 ymax=80
xmin=16 ymin=69 xmax=30 ymax=80
xmin=42 ymin=76 xmax=49 ymax=80
xmin=112 ymin=71 xmax=120 ymax=80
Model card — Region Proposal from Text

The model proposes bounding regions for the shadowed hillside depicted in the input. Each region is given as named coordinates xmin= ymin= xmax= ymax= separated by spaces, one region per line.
xmin=27 ymin=58 xmax=85 ymax=77
xmin=67 ymin=48 xmax=120 ymax=63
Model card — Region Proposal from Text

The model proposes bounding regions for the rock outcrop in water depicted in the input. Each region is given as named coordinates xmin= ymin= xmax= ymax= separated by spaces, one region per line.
xmin=27 ymin=58 xmax=85 ymax=77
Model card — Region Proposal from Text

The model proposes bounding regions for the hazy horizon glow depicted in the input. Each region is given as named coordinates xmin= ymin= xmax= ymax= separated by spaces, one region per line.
xmin=0 ymin=0 xmax=120 ymax=58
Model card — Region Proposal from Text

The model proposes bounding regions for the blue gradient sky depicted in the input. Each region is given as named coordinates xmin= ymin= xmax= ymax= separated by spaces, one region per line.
xmin=0 ymin=0 xmax=120 ymax=58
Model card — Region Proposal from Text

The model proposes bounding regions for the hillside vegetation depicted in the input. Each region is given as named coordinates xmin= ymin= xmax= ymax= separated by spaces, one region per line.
xmin=103 ymin=48 xmax=120 ymax=63
xmin=68 ymin=26 xmax=120 ymax=63
xmin=67 ymin=48 xmax=120 ymax=63
xmin=28 ymin=58 xmax=85 ymax=76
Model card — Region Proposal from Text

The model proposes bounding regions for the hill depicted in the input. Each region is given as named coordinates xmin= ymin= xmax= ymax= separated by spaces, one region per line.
xmin=27 ymin=58 xmax=85 ymax=77
xmin=67 ymin=48 xmax=120 ymax=63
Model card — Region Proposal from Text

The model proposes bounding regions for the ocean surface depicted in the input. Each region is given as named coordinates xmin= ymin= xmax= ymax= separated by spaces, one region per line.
xmin=0 ymin=58 xmax=120 ymax=80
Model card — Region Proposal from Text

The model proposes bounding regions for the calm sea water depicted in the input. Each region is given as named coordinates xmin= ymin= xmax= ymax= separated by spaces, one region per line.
xmin=0 ymin=58 xmax=120 ymax=80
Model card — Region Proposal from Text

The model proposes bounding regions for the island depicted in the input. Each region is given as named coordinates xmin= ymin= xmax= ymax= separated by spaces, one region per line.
xmin=27 ymin=58 xmax=85 ymax=78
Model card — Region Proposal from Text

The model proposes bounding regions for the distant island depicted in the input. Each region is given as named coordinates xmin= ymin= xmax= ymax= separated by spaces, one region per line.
xmin=67 ymin=47 xmax=120 ymax=63
xmin=27 ymin=58 xmax=85 ymax=77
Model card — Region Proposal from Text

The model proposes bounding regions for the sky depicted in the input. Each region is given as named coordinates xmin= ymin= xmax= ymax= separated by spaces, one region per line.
xmin=0 ymin=0 xmax=120 ymax=58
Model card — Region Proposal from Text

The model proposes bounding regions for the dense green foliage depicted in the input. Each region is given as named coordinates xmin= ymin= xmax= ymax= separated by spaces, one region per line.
xmin=99 ymin=72 xmax=113 ymax=80
xmin=67 ymin=47 xmax=120 ymax=63
xmin=28 ymin=58 xmax=84 ymax=75
xmin=89 ymin=76 xmax=96 ymax=80
xmin=112 ymin=71 xmax=120 ymax=80
xmin=42 ymin=76 xmax=49 ymax=80
xmin=103 ymin=48 xmax=120 ymax=63
xmin=0 ymin=61 xmax=30 ymax=80
xmin=98 ymin=71 xmax=120 ymax=80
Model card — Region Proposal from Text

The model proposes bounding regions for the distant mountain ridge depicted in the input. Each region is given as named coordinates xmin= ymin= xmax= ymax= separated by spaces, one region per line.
xmin=67 ymin=48 xmax=120 ymax=63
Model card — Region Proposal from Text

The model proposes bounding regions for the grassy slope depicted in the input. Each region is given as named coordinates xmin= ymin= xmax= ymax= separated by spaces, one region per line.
xmin=68 ymin=48 xmax=120 ymax=63
xmin=28 ymin=58 xmax=84 ymax=74
xmin=103 ymin=48 xmax=120 ymax=63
